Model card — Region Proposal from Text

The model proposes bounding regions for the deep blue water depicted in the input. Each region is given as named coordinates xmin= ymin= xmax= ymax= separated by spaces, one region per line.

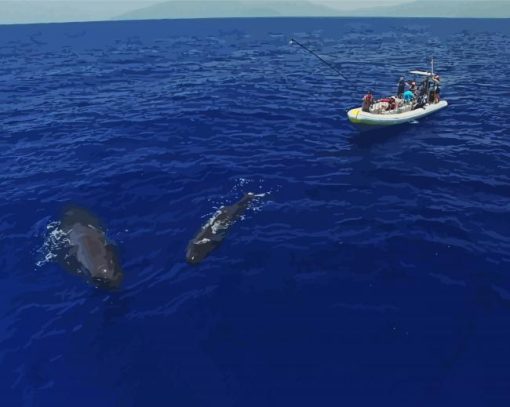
xmin=1 ymin=17 xmax=510 ymax=406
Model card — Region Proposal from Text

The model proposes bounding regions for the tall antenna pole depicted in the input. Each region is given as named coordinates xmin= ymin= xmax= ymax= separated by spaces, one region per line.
xmin=431 ymin=56 xmax=434 ymax=75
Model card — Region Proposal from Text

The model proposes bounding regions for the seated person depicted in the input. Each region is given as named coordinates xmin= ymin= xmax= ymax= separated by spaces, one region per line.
xmin=403 ymin=90 xmax=415 ymax=103
xmin=388 ymin=97 xmax=397 ymax=110
xmin=413 ymin=95 xmax=427 ymax=110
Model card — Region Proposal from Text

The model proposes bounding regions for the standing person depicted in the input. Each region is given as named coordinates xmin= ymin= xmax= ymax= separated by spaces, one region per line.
xmin=362 ymin=90 xmax=374 ymax=112
xmin=418 ymin=80 xmax=427 ymax=101
xmin=410 ymin=81 xmax=418 ymax=94
xmin=429 ymin=85 xmax=436 ymax=103
xmin=432 ymin=75 xmax=441 ymax=103
xmin=397 ymin=76 xmax=406 ymax=98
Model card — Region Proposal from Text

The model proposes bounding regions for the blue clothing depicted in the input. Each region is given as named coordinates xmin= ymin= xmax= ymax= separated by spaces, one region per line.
xmin=403 ymin=90 xmax=415 ymax=102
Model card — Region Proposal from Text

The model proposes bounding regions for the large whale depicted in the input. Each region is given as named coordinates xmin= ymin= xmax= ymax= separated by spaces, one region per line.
xmin=58 ymin=206 xmax=123 ymax=289
xmin=186 ymin=193 xmax=258 ymax=264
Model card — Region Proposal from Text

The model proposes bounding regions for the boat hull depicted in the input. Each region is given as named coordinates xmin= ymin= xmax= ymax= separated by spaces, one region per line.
xmin=347 ymin=100 xmax=448 ymax=127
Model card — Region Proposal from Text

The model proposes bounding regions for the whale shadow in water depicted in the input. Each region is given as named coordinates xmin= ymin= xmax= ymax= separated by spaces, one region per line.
xmin=186 ymin=193 xmax=259 ymax=265
xmin=56 ymin=206 xmax=123 ymax=290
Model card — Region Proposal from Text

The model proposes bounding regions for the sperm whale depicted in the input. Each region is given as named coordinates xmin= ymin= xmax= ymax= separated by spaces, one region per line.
xmin=186 ymin=193 xmax=258 ymax=265
xmin=58 ymin=206 xmax=123 ymax=289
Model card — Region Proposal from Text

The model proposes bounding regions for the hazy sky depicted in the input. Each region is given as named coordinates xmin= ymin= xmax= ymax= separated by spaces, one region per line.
xmin=0 ymin=0 xmax=490 ymax=5
xmin=1 ymin=0 xmax=410 ymax=2
xmin=0 ymin=0 xmax=490 ymax=2
xmin=0 ymin=0 xmax=413 ymax=3
xmin=0 ymin=0 xmax=505 ymax=25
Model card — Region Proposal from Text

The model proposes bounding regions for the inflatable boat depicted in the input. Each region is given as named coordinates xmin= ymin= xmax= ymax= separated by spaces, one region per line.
xmin=348 ymin=100 xmax=448 ymax=127
xmin=347 ymin=66 xmax=448 ymax=129
xmin=289 ymin=40 xmax=448 ymax=130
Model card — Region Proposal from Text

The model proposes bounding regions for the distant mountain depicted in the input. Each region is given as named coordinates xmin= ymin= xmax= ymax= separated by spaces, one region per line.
xmin=0 ymin=1 xmax=154 ymax=25
xmin=117 ymin=1 xmax=340 ymax=20
xmin=118 ymin=0 xmax=510 ymax=21
xmin=348 ymin=1 xmax=510 ymax=18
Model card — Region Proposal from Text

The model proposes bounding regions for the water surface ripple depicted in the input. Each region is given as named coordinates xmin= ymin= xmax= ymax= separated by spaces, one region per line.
xmin=0 ymin=18 xmax=509 ymax=407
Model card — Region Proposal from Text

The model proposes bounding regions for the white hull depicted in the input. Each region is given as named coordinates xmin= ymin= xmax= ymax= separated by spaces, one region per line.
xmin=347 ymin=100 xmax=448 ymax=127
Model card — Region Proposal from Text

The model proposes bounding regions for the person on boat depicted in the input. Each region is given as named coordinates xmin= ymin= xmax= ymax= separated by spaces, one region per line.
xmin=429 ymin=87 xmax=436 ymax=103
xmin=403 ymin=90 xmax=415 ymax=104
xmin=417 ymin=81 xmax=427 ymax=102
xmin=362 ymin=91 xmax=374 ymax=112
xmin=430 ymin=75 xmax=441 ymax=103
xmin=387 ymin=97 xmax=397 ymax=111
xmin=429 ymin=79 xmax=440 ymax=103
xmin=435 ymin=85 xmax=441 ymax=103
xmin=421 ymin=78 xmax=429 ymax=92
xmin=397 ymin=77 xmax=406 ymax=98
xmin=413 ymin=96 xmax=427 ymax=110
xmin=377 ymin=97 xmax=395 ymax=111
xmin=406 ymin=80 xmax=417 ymax=93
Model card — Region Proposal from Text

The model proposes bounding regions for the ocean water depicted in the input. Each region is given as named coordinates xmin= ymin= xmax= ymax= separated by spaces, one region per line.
xmin=0 ymin=17 xmax=509 ymax=406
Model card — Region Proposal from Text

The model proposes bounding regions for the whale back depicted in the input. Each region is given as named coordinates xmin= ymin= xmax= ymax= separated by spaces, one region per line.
xmin=186 ymin=193 xmax=256 ymax=264
xmin=223 ymin=193 xmax=255 ymax=220
xmin=59 ymin=206 xmax=123 ymax=289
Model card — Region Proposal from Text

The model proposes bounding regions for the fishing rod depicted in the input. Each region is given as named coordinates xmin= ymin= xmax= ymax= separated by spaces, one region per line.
xmin=289 ymin=38 xmax=347 ymax=80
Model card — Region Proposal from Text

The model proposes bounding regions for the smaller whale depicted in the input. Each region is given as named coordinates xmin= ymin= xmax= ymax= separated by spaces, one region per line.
xmin=58 ymin=206 xmax=123 ymax=289
xmin=186 ymin=193 xmax=259 ymax=264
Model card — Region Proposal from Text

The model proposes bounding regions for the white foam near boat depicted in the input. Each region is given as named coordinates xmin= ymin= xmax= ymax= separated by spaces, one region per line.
xmin=348 ymin=99 xmax=448 ymax=127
